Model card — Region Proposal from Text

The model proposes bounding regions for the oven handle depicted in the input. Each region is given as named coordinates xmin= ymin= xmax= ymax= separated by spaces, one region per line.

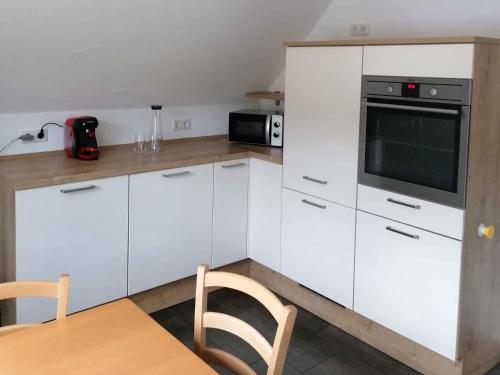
xmin=364 ymin=102 xmax=460 ymax=115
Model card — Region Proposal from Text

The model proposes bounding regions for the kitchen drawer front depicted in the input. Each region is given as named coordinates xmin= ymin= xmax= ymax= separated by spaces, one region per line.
xmin=16 ymin=176 xmax=129 ymax=324
xmin=357 ymin=184 xmax=464 ymax=239
xmin=363 ymin=44 xmax=474 ymax=78
xmin=213 ymin=159 xmax=249 ymax=268
xmin=354 ymin=211 xmax=461 ymax=360
xmin=281 ymin=188 xmax=355 ymax=308
xmin=128 ymin=164 xmax=213 ymax=295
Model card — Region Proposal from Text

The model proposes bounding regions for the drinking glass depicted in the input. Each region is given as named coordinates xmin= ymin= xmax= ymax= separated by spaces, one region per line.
xmin=134 ymin=133 xmax=149 ymax=153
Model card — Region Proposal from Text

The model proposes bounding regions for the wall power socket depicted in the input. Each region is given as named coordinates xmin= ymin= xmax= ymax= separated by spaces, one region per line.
xmin=350 ymin=23 xmax=370 ymax=37
xmin=20 ymin=129 xmax=48 ymax=143
xmin=172 ymin=119 xmax=192 ymax=131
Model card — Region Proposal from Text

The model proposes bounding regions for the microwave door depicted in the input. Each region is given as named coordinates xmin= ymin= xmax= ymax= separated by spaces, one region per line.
xmin=229 ymin=114 xmax=270 ymax=145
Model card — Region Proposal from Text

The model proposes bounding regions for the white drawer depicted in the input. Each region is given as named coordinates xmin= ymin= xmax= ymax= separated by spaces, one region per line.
xmin=357 ymin=184 xmax=464 ymax=240
xmin=354 ymin=211 xmax=461 ymax=360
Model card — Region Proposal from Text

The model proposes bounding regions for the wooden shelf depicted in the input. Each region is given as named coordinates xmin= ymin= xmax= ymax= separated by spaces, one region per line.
xmin=245 ymin=91 xmax=284 ymax=105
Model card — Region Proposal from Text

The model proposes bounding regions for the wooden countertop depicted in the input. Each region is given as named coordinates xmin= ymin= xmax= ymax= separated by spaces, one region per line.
xmin=0 ymin=135 xmax=282 ymax=191
xmin=284 ymin=36 xmax=500 ymax=47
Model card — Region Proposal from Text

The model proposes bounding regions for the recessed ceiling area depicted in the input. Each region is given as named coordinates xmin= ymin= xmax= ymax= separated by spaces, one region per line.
xmin=0 ymin=0 xmax=332 ymax=113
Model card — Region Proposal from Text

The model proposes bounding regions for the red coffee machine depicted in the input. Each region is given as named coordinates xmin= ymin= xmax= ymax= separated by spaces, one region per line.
xmin=64 ymin=116 xmax=100 ymax=160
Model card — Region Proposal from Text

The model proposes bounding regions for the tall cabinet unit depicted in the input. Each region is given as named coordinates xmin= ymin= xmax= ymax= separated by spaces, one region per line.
xmin=281 ymin=46 xmax=363 ymax=307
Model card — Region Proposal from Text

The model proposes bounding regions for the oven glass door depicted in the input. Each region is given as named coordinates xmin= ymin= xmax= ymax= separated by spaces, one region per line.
xmin=360 ymin=99 xmax=468 ymax=206
xmin=229 ymin=113 xmax=269 ymax=145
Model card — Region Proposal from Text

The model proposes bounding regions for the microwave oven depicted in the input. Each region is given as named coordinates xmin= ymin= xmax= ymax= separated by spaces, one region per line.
xmin=229 ymin=110 xmax=284 ymax=147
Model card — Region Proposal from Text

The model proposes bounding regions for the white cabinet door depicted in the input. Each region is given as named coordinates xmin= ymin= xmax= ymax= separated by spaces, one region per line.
xmin=354 ymin=211 xmax=461 ymax=360
xmin=247 ymin=159 xmax=282 ymax=272
xmin=281 ymin=188 xmax=355 ymax=308
xmin=283 ymin=46 xmax=362 ymax=208
xmin=363 ymin=44 xmax=474 ymax=78
xmin=128 ymin=164 xmax=213 ymax=295
xmin=15 ymin=176 xmax=129 ymax=324
xmin=212 ymin=159 xmax=249 ymax=268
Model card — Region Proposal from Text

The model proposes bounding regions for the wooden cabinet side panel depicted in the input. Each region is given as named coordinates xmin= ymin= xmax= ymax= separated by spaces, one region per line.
xmin=460 ymin=43 xmax=500 ymax=375
xmin=0 ymin=182 xmax=16 ymax=325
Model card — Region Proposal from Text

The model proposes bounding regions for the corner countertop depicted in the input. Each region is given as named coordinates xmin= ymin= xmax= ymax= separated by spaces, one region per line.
xmin=284 ymin=36 xmax=500 ymax=47
xmin=0 ymin=135 xmax=282 ymax=191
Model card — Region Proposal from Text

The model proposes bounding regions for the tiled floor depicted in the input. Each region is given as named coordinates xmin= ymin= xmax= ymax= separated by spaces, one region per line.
xmin=151 ymin=288 xmax=500 ymax=375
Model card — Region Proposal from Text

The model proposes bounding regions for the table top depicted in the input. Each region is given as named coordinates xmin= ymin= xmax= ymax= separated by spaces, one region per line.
xmin=0 ymin=299 xmax=218 ymax=375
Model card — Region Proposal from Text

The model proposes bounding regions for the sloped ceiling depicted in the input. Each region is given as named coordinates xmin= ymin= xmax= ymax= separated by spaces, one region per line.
xmin=0 ymin=0 xmax=332 ymax=113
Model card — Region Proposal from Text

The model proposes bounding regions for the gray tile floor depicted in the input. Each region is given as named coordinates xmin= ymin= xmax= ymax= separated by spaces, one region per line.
xmin=151 ymin=288 xmax=500 ymax=375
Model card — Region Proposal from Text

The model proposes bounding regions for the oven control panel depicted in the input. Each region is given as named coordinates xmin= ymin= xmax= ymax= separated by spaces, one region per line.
xmin=362 ymin=76 xmax=472 ymax=105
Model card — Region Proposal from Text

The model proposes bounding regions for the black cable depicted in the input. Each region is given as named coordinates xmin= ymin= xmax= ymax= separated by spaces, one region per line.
xmin=37 ymin=122 xmax=64 ymax=139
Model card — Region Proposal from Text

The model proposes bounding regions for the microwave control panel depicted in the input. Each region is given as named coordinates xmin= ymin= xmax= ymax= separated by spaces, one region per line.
xmin=270 ymin=114 xmax=283 ymax=147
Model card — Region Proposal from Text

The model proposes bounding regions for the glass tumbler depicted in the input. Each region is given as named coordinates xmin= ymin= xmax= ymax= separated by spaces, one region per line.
xmin=134 ymin=133 xmax=149 ymax=153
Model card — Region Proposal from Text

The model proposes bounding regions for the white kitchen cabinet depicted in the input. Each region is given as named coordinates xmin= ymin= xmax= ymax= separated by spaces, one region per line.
xmin=15 ymin=176 xmax=129 ymax=324
xmin=281 ymin=188 xmax=355 ymax=308
xmin=283 ymin=46 xmax=363 ymax=208
xmin=363 ymin=44 xmax=474 ymax=78
xmin=354 ymin=210 xmax=462 ymax=360
xmin=212 ymin=159 xmax=249 ymax=268
xmin=247 ymin=159 xmax=283 ymax=272
xmin=128 ymin=164 xmax=213 ymax=295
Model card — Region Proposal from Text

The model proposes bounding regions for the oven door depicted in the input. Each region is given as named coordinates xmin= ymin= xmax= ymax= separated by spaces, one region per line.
xmin=229 ymin=113 xmax=270 ymax=145
xmin=358 ymin=98 xmax=470 ymax=208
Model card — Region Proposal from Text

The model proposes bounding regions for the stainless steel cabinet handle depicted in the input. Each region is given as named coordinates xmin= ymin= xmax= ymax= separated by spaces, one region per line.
xmin=364 ymin=102 xmax=459 ymax=115
xmin=221 ymin=162 xmax=246 ymax=169
xmin=387 ymin=198 xmax=421 ymax=210
xmin=162 ymin=171 xmax=191 ymax=178
xmin=60 ymin=185 xmax=97 ymax=194
xmin=386 ymin=226 xmax=420 ymax=239
xmin=302 ymin=199 xmax=327 ymax=210
xmin=302 ymin=176 xmax=328 ymax=185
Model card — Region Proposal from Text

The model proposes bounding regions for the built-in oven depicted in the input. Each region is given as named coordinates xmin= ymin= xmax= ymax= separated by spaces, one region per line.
xmin=358 ymin=76 xmax=472 ymax=208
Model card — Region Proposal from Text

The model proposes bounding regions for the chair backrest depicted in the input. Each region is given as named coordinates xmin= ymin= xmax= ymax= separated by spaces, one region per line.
xmin=194 ymin=265 xmax=297 ymax=375
xmin=0 ymin=274 xmax=70 ymax=337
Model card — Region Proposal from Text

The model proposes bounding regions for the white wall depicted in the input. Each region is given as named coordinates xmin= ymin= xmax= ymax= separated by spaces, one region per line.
xmin=309 ymin=0 xmax=500 ymax=40
xmin=0 ymin=103 xmax=254 ymax=156
xmin=271 ymin=0 xmax=500 ymax=91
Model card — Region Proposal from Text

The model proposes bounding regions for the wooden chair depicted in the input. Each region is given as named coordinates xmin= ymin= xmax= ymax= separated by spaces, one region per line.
xmin=0 ymin=274 xmax=70 ymax=337
xmin=194 ymin=265 xmax=297 ymax=375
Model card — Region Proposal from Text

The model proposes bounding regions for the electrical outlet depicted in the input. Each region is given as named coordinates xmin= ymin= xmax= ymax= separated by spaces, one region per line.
xmin=172 ymin=119 xmax=192 ymax=131
xmin=20 ymin=129 xmax=47 ymax=143
xmin=350 ymin=23 xmax=370 ymax=37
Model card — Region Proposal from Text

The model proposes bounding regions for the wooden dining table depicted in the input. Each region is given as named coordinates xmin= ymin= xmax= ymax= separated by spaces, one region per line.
xmin=0 ymin=298 xmax=218 ymax=374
